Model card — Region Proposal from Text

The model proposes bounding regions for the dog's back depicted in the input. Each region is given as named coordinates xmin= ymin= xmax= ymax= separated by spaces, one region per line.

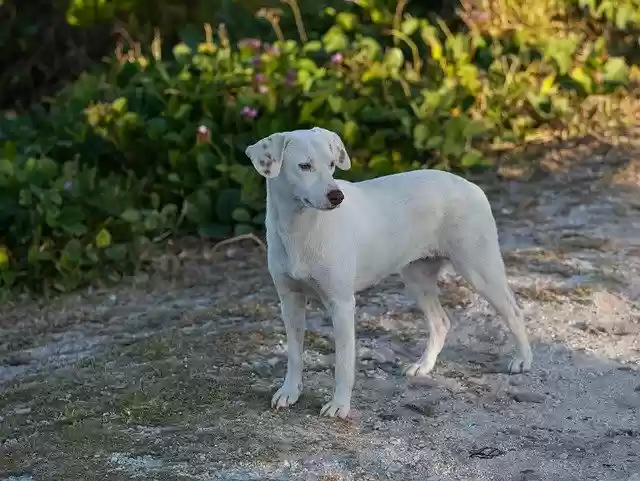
xmin=333 ymin=169 xmax=495 ymax=290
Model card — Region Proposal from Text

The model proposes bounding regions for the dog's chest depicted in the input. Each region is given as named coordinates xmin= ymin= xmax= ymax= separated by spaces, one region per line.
xmin=270 ymin=231 xmax=325 ymax=286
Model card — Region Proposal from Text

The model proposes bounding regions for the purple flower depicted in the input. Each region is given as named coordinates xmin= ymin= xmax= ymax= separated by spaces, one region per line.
xmin=285 ymin=70 xmax=297 ymax=86
xmin=241 ymin=106 xmax=258 ymax=120
xmin=238 ymin=38 xmax=261 ymax=50
xmin=63 ymin=181 xmax=72 ymax=190
xmin=265 ymin=44 xmax=281 ymax=56
xmin=254 ymin=73 xmax=266 ymax=84
xmin=331 ymin=53 xmax=344 ymax=64
xmin=251 ymin=55 xmax=262 ymax=67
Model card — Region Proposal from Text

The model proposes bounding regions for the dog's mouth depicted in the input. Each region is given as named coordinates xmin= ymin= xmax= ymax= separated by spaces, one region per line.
xmin=300 ymin=197 xmax=339 ymax=211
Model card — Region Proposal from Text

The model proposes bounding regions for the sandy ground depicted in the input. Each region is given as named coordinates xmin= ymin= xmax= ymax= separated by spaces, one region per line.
xmin=0 ymin=138 xmax=639 ymax=481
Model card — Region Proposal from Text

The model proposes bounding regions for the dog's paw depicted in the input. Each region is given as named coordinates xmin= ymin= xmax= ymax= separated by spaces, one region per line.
xmin=271 ymin=382 xmax=302 ymax=409
xmin=403 ymin=361 xmax=434 ymax=377
xmin=508 ymin=356 xmax=532 ymax=374
xmin=320 ymin=399 xmax=351 ymax=419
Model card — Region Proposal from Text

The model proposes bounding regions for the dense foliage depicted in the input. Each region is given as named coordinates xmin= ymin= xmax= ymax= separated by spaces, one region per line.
xmin=0 ymin=0 xmax=638 ymax=295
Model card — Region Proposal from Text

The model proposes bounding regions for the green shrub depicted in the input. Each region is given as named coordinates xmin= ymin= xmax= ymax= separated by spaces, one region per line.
xmin=0 ymin=0 xmax=637 ymax=295
xmin=0 ymin=142 xmax=178 ymax=294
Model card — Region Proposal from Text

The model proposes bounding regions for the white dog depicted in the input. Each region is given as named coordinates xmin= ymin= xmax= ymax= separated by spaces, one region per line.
xmin=245 ymin=127 xmax=532 ymax=419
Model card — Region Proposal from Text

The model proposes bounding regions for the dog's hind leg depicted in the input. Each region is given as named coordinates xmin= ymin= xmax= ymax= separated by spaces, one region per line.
xmin=401 ymin=258 xmax=450 ymax=376
xmin=271 ymin=285 xmax=307 ymax=409
xmin=449 ymin=238 xmax=532 ymax=374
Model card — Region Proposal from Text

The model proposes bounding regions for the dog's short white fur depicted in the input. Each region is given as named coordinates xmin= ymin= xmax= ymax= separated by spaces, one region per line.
xmin=245 ymin=127 xmax=532 ymax=419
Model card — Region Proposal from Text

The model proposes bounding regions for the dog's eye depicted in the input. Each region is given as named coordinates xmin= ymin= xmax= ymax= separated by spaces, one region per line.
xmin=299 ymin=163 xmax=313 ymax=171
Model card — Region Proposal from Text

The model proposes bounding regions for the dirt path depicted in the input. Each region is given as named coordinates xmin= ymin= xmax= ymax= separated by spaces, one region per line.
xmin=1 ymin=139 xmax=639 ymax=481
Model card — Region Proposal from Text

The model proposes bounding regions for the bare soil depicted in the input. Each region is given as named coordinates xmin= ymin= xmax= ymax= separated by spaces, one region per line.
xmin=1 ymin=138 xmax=639 ymax=481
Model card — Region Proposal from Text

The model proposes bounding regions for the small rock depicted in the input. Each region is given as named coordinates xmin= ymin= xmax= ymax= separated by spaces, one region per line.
xmin=377 ymin=361 xmax=399 ymax=375
xmin=509 ymin=391 xmax=545 ymax=403
xmin=402 ymin=402 xmax=435 ymax=417
xmin=558 ymin=452 xmax=569 ymax=460
xmin=311 ymin=354 xmax=333 ymax=370
xmin=4 ymin=352 xmax=32 ymax=366
xmin=615 ymin=394 xmax=640 ymax=410
xmin=634 ymin=384 xmax=640 ymax=392
xmin=266 ymin=356 xmax=281 ymax=367
xmin=379 ymin=412 xmax=399 ymax=421
xmin=518 ymin=469 xmax=542 ymax=481
xmin=372 ymin=346 xmax=397 ymax=364
xmin=407 ymin=376 xmax=440 ymax=389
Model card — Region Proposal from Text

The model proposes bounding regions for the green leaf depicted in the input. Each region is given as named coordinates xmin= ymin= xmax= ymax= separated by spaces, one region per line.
xmin=144 ymin=215 xmax=159 ymax=231
xmin=252 ymin=212 xmax=266 ymax=225
xmin=2 ymin=141 xmax=17 ymax=161
xmin=303 ymin=40 xmax=323 ymax=53
xmin=147 ymin=118 xmax=168 ymax=140
xmin=336 ymin=12 xmax=358 ymax=31
xmin=460 ymin=150 xmax=484 ymax=168
xmin=216 ymin=189 xmax=242 ymax=224
xmin=234 ymin=223 xmax=254 ymax=236
xmin=425 ymin=136 xmax=443 ymax=150
xmin=95 ymin=228 xmax=112 ymax=248
xmin=296 ymin=58 xmax=318 ymax=73
xmin=37 ymin=157 xmax=59 ymax=181
xmin=603 ymin=57 xmax=629 ymax=85
xmin=198 ymin=222 xmax=232 ymax=238
xmin=540 ymin=74 xmax=556 ymax=95
xmin=61 ymin=239 xmax=83 ymax=263
xmin=231 ymin=208 xmax=252 ymax=223
xmin=151 ymin=192 xmax=161 ymax=210
xmin=0 ymin=157 xmax=14 ymax=177
xmin=327 ymin=96 xmax=343 ymax=114
xmin=173 ymin=104 xmax=192 ymax=120
xmin=299 ymin=96 xmax=327 ymax=123
xmin=173 ymin=42 xmax=192 ymax=60
xmin=121 ymin=208 xmax=141 ymax=223
xmin=383 ymin=48 xmax=404 ymax=70
xmin=413 ymin=123 xmax=430 ymax=149
xmin=112 ymin=97 xmax=128 ymax=113
xmin=463 ymin=119 xmax=488 ymax=139
xmin=421 ymin=25 xmax=443 ymax=62
xmin=343 ymin=120 xmax=359 ymax=145
xmin=0 ymin=246 xmax=9 ymax=268
xmin=322 ymin=26 xmax=349 ymax=53
xmin=570 ymin=67 xmax=593 ymax=93
xmin=615 ymin=3 xmax=634 ymax=29
xmin=60 ymin=223 xmax=88 ymax=236
xmin=401 ymin=17 xmax=420 ymax=36
xmin=105 ymin=244 xmax=128 ymax=261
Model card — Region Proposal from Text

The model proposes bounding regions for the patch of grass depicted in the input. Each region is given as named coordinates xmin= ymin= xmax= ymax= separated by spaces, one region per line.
xmin=305 ymin=331 xmax=333 ymax=355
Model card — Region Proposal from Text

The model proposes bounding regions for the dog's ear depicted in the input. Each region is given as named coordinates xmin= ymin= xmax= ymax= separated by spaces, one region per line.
xmin=312 ymin=127 xmax=351 ymax=171
xmin=245 ymin=133 xmax=287 ymax=178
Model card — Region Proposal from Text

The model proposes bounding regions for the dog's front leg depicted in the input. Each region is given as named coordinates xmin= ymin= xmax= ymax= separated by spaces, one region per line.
xmin=272 ymin=287 xmax=307 ymax=409
xmin=320 ymin=296 xmax=356 ymax=419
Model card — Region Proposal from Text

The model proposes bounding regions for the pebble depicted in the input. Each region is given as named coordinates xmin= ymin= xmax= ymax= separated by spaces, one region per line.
xmin=518 ymin=469 xmax=542 ymax=481
xmin=509 ymin=391 xmax=546 ymax=403
xmin=4 ymin=352 xmax=32 ymax=366
xmin=402 ymin=401 xmax=435 ymax=417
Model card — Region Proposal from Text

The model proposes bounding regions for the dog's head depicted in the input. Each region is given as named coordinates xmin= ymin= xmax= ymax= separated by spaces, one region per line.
xmin=245 ymin=127 xmax=351 ymax=210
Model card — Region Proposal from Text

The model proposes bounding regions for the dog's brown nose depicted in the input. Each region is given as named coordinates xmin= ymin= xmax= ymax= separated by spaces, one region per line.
xmin=327 ymin=189 xmax=344 ymax=206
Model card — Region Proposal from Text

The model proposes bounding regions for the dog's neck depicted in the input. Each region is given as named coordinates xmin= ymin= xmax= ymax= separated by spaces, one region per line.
xmin=265 ymin=179 xmax=321 ymax=238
